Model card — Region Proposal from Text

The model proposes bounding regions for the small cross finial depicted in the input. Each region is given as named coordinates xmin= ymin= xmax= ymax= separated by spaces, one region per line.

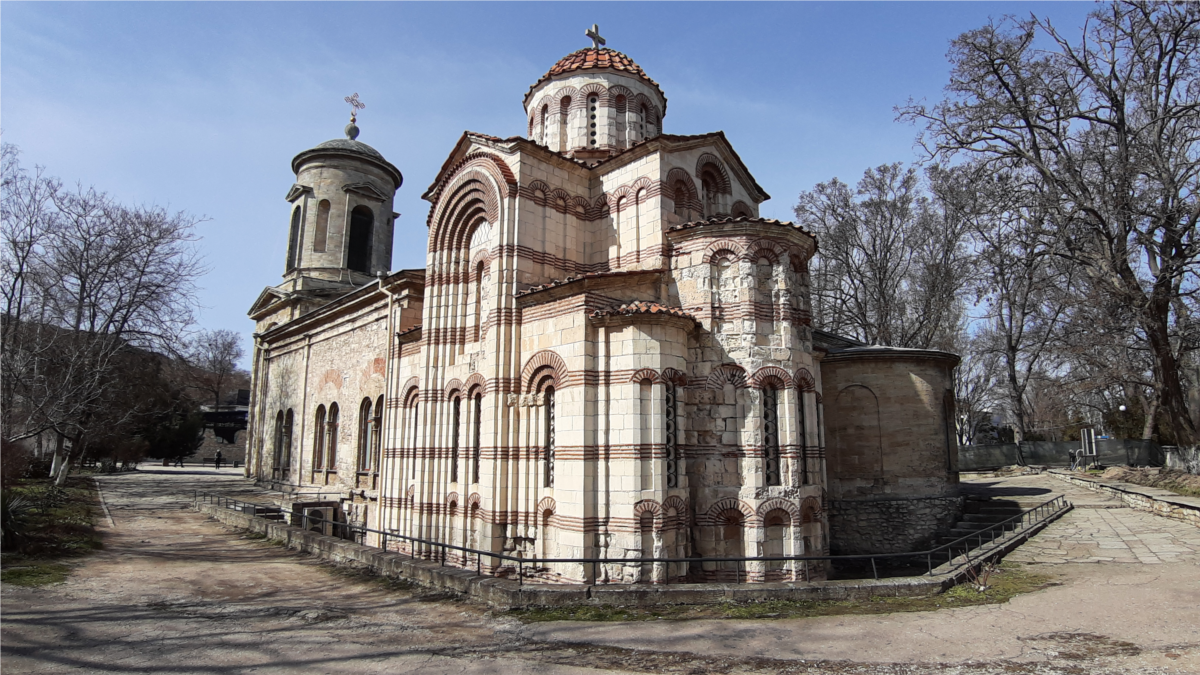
xmin=585 ymin=24 xmax=606 ymax=50
xmin=344 ymin=92 xmax=366 ymax=122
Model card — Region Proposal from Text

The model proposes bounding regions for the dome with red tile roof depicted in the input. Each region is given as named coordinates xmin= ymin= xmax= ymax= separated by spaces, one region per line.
xmin=524 ymin=47 xmax=665 ymax=106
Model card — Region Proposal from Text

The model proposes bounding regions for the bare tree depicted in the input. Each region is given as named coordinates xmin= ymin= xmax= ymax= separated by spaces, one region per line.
xmin=900 ymin=1 xmax=1200 ymax=444
xmin=794 ymin=162 xmax=971 ymax=350
xmin=187 ymin=329 xmax=246 ymax=407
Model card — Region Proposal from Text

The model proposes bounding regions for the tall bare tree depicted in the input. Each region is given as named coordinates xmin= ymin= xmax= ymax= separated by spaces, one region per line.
xmin=901 ymin=1 xmax=1200 ymax=444
xmin=794 ymin=162 xmax=971 ymax=350
xmin=187 ymin=329 xmax=246 ymax=407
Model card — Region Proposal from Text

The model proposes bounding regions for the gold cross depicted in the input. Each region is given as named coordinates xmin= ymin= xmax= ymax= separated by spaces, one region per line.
xmin=586 ymin=24 xmax=606 ymax=50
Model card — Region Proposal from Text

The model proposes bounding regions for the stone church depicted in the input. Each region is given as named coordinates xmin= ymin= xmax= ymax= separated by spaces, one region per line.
xmin=246 ymin=32 xmax=961 ymax=584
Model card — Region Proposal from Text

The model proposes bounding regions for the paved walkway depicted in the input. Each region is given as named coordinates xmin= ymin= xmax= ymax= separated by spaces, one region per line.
xmin=967 ymin=474 xmax=1200 ymax=565
xmin=2 ymin=470 xmax=1198 ymax=674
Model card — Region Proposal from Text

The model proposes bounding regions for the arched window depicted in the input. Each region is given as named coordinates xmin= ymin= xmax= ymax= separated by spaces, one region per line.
xmin=313 ymin=200 xmax=330 ymax=253
xmin=474 ymin=261 xmax=485 ymax=342
xmin=614 ymin=95 xmax=628 ymax=146
xmin=665 ymin=380 xmax=679 ymax=488
xmin=756 ymin=258 xmax=775 ymax=339
xmin=763 ymin=510 xmax=789 ymax=577
xmin=797 ymin=390 xmax=809 ymax=485
xmin=587 ymin=95 xmax=599 ymax=147
xmin=640 ymin=103 xmax=649 ymax=138
xmin=701 ymin=170 xmax=720 ymax=218
xmin=543 ymin=385 xmax=556 ymax=488
xmin=357 ymin=397 xmax=373 ymax=472
xmin=325 ymin=402 xmax=339 ymax=470
xmin=273 ymin=411 xmax=285 ymax=470
xmin=558 ymin=96 xmax=571 ymax=153
xmin=451 ymin=395 xmax=461 ymax=483
xmin=282 ymin=409 xmax=294 ymax=473
xmin=313 ymin=405 xmax=327 ymax=471
xmin=672 ymin=181 xmax=691 ymax=221
xmin=373 ymin=395 xmax=383 ymax=473
xmin=539 ymin=104 xmax=549 ymax=145
xmin=286 ymin=207 xmax=301 ymax=271
xmin=347 ymin=206 xmax=373 ymax=274
xmin=763 ymin=387 xmax=781 ymax=486
xmin=472 ymin=391 xmax=482 ymax=483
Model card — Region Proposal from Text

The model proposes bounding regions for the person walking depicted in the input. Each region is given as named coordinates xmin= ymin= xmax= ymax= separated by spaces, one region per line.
xmin=214 ymin=450 xmax=223 ymax=470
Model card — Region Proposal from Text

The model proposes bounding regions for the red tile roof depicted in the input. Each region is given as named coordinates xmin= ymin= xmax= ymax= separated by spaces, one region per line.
xmin=526 ymin=48 xmax=664 ymax=105
xmin=668 ymin=216 xmax=817 ymax=240
xmin=590 ymin=301 xmax=696 ymax=322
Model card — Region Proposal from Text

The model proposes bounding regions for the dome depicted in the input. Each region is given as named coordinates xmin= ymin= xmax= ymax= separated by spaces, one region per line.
xmin=291 ymin=134 xmax=402 ymax=188
xmin=525 ymin=47 xmax=664 ymax=105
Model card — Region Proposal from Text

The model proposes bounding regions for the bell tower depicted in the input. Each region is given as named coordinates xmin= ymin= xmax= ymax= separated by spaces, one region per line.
xmin=280 ymin=96 xmax=403 ymax=290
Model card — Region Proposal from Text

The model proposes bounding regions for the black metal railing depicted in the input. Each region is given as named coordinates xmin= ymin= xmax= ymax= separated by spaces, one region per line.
xmin=194 ymin=491 xmax=1070 ymax=586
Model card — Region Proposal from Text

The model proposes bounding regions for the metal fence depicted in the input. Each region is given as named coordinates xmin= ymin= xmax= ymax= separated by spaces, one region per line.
xmin=194 ymin=491 xmax=1070 ymax=586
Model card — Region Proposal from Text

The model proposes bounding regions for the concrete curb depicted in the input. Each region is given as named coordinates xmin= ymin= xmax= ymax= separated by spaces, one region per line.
xmin=196 ymin=499 xmax=1068 ymax=609
xmin=1047 ymin=470 xmax=1200 ymax=528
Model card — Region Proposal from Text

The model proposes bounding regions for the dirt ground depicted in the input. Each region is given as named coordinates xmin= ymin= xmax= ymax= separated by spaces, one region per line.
xmin=2 ymin=469 xmax=1198 ymax=674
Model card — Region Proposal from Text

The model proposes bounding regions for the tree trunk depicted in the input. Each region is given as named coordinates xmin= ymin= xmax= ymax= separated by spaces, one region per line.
xmin=1142 ymin=398 xmax=1160 ymax=442
xmin=49 ymin=433 xmax=66 ymax=479
xmin=1143 ymin=303 xmax=1195 ymax=445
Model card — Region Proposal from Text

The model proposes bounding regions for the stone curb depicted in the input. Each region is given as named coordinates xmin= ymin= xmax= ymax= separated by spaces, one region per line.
xmin=1047 ymin=470 xmax=1200 ymax=528
xmin=195 ymin=500 xmax=1066 ymax=609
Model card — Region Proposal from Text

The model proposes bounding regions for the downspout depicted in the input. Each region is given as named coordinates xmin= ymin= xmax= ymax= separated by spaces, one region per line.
xmin=377 ymin=273 xmax=400 ymax=539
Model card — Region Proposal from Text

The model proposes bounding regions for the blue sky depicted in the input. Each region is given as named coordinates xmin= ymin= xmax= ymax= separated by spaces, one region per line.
xmin=2 ymin=2 xmax=1100 ymax=366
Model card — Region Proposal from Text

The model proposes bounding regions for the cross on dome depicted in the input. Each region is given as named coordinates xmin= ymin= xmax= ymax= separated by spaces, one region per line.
xmin=585 ymin=24 xmax=606 ymax=50
xmin=344 ymin=92 xmax=366 ymax=122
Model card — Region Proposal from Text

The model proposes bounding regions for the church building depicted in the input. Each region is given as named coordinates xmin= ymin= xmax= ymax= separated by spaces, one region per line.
xmin=246 ymin=30 xmax=961 ymax=584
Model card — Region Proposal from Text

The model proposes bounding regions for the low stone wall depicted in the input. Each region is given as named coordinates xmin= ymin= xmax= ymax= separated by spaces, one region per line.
xmin=195 ymin=498 xmax=1058 ymax=609
xmin=960 ymin=440 xmax=1163 ymax=471
xmin=828 ymin=496 xmax=963 ymax=555
xmin=1048 ymin=470 xmax=1200 ymax=528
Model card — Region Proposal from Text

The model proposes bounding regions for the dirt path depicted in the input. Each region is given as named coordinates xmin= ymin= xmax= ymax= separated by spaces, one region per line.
xmin=2 ymin=470 xmax=1198 ymax=674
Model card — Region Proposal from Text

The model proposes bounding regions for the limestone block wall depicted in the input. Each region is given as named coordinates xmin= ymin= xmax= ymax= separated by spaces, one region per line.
xmin=820 ymin=349 xmax=961 ymax=554
xmin=291 ymin=157 xmax=397 ymax=282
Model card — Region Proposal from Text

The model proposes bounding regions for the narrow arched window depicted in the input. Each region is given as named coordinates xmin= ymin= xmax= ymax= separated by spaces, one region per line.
xmin=273 ymin=411 xmax=285 ymax=470
xmin=763 ymin=387 xmax=781 ymax=486
xmin=313 ymin=199 xmax=330 ymax=253
xmin=587 ymin=95 xmax=599 ymax=147
xmin=451 ymin=395 xmax=462 ymax=483
xmin=615 ymin=95 xmax=628 ymax=146
xmin=357 ymin=397 xmax=373 ymax=472
xmin=347 ymin=206 xmax=373 ymax=274
xmin=474 ymin=261 xmax=485 ymax=342
xmin=558 ymin=96 xmax=571 ymax=153
xmin=313 ymin=405 xmax=327 ymax=471
xmin=472 ymin=392 xmax=482 ymax=483
xmin=373 ymin=395 xmax=383 ymax=473
xmin=326 ymin=402 xmax=339 ymax=469
xmin=286 ymin=207 xmax=301 ymax=271
xmin=797 ymin=390 xmax=809 ymax=485
xmin=543 ymin=385 xmax=556 ymax=488
xmin=410 ymin=401 xmax=420 ymax=480
xmin=283 ymin=409 xmax=294 ymax=472
xmin=539 ymin=104 xmax=549 ymax=144
xmin=673 ymin=181 xmax=690 ymax=220
xmin=665 ymin=380 xmax=679 ymax=488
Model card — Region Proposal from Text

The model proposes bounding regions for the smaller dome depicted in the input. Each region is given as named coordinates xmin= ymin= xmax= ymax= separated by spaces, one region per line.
xmin=525 ymin=47 xmax=664 ymax=106
xmin=311 ymin=137 xmax=385 ymax=161
xmin=292 ymin=135 xmax=402 ymax=188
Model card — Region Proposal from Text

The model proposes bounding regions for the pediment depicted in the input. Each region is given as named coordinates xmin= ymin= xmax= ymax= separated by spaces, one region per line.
xmin=342 ymin=182 xmax=390 ymax=202
xmin=248 ymin=286 xmax=289 ymax=319
xmin=285 ymin=184 xmax=313 ymax=202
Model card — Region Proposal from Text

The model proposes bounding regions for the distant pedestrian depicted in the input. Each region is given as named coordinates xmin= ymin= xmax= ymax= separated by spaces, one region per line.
xmin=214 ymin=450 xmax=223 ymax=470
xmin=174 ymin=456 xmax=184 ymax=468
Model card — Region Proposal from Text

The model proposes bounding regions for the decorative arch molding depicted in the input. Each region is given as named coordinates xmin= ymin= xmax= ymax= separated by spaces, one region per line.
xmin=429 ymin=172 xmax=501 ymax=254
xmin=731 ymin=200 xmax=754 ymax=218
xmin=468 ymin=249 xmax=492 ymax=278
xmin=444 ymin=379 xmax=465 ymax=401
xmin=446 ymin=491 xmax=460 ymax=508
xmin=745 ymin=240 xmax=788 ymax=264
xmin=660 ymin=368 xmax=689 ymax=387
xmin=662 ymin=495 xmax=689 ymax=516
xmin=402 ymin=379 xmax=421 ymax=407
xmin=704 ymin=239 xmax=746 ymax=263
xmin=756 ymin=498 xmax=801 ymax=525
xmin=536 ymin=496 xmax=557 ymax=515
xmin=406 ymin=484 xmax=416 ymax=498
xmin=749 ymin=366 xmax=794 ymax=390
xmin=521 ymin=350 xmax=569 ymax=393
xmin=428 ymin=151 xmax=515 ymax=211
xmin=800 ymin=496 xmax=822 ymax=524
xmin=467 ymin=492 xmax=482 ymax=509
xmin=630 ymin=368 xmax=660 ymax=384
xmin=633 ymin=498 xmax=662 ymax=519
xmin=695 ymin=154 xmax=732 ymax=194
xmin=794 ymin=368 xmax=817 ymax=392
xmin=577 ymin=83 xmax=608 ymax=105
xmin=705 ymin=363 xmax=748 ymax=390
xmin=702 ymin=498 xmax=755 ymax=525
xmin=665 ymin=168 xmax=698 ymax=202
xmin=815 ymin=392 xmax=823 ymax=405
xmin=464 ymin=373 xmax=488 ymax=397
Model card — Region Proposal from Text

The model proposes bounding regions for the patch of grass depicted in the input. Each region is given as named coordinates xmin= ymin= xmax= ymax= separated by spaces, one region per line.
xmin=1 ymin=477 xmax=101 ymax=587
xmin=0 ymin=562 xmax=72 ymax=586
xmin=512 ymin=563 xmax=1053 ymax=622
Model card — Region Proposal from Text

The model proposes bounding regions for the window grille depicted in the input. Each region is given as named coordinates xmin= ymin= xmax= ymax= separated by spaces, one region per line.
xmin=665 ymin=382 xmax=679 ymax=488
xmin=451 ymin=396 xmax=461 ymax=483
xmin=544 ymin=386 xmax=555 ymax=488
xmin=472 ymin=393 xmax=482 ymax=483
xmin=798 ymin=391 xmax=808 ymax=485
xmin=763 ymin=388 xmax=781 ymax=486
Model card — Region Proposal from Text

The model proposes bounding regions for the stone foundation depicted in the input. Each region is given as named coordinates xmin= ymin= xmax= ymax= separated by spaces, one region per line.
xmin=828 ymin=496 xmax=963 ymax=555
